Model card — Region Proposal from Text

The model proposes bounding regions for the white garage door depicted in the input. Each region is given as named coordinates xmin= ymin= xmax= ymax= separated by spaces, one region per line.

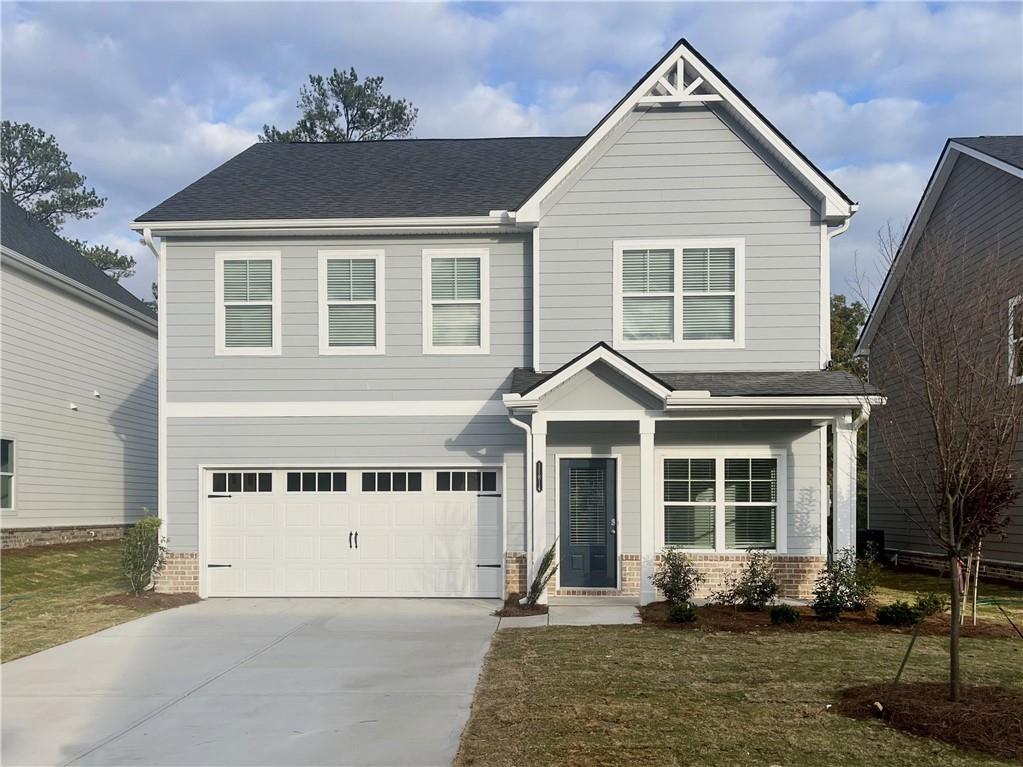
xmin=203 ymin=467 xmax=503 ymax=597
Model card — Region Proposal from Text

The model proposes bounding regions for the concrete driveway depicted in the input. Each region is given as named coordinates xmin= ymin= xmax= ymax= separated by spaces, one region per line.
xmin=2 ymin=598 xmax=499 ymax=767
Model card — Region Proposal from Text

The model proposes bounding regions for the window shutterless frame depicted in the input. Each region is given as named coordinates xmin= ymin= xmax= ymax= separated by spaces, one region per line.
xmin=0 ymin=438 xmax=14 ymax=513
xmin=318 ymin=249 xmax=385 ymax=355
xmin=214 ymin=251 xmax=282 ymax=356
xmin=612 ymin=238 xmax=745 ymax=350
xmin=422 ymin=248 xmax=490 ymax=355
xmin=1010 ymin=295 xmax=1023 ymax=385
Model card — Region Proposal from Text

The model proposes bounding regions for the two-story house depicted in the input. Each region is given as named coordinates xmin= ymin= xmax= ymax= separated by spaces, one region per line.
xmin=132 ymin=39 xmax=880 ymax=603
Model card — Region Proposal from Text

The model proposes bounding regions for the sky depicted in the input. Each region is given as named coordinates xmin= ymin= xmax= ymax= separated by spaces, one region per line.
xmin=2 ymin=1 xmax=1021 ymax=305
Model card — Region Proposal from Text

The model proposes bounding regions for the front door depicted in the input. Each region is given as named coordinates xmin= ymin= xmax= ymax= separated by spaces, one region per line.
xmin=559 ymin=458 xmax=617 ymax=588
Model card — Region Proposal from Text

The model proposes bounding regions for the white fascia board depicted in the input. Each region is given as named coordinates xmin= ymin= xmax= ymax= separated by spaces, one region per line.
xmin=665 ymin=394 xmax=885 ymax=408
xmin=515 ymin=345 xmax=673 ymax=403
xmin=950 ymin=142 xmax=1023 ymax=180
xmin=514 ymin=40 xmax=853 ymax=224
xmin=129 ymin=214 xmax=525 ymax=237
xmin=1 ymin=246 xmax=158 ymax=332
xmin=167 ymin=399 xmax=507 ymax=418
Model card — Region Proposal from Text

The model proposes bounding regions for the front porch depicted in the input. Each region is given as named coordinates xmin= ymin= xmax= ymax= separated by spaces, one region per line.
xmin=503 ymin=343 xmax=882 ymax=605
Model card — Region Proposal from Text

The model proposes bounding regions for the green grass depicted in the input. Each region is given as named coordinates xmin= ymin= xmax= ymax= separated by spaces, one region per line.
xmin=1 ymin=541 xmax=164 ymax=662
xmin=457 ymin=626 xmax=1023 ymax=767
xmin=876 ymin=568 xmax=1023 ymax=625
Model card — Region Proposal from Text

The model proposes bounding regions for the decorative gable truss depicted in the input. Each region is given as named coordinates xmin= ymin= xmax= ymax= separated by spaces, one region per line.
xmin=637 ymin=56 xmax=722 ymax=106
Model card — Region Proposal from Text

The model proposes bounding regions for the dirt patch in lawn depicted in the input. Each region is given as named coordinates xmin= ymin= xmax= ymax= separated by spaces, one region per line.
xmin=639 ymin=601 xmax=1020 ymax=638
xmin=836 ymin=682 xmax=1023 ymax=762
xmin=493 ymin=594 xmax=548 ymax=617
xmin=99 ymin=592 xmax=200 ymax=610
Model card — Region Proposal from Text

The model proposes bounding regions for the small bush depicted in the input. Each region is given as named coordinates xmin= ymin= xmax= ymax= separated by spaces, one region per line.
xmin=770 ymin=603 xmax=801 ymax=625
xmin=668 ymin=603 xmax=697 ymax=623
xmin=914 ymin=592 xmax=947 ymax=618
xmin=651 ymin=548 xmax=704 ymax=607
xmin=811 ymin=547 xmax=879 ymax=620
xmin=712 ymin=550 xmax=780 ymax=610
xmin=524 ymin=540 xmax=558 ymax=607
xmin=876 ymin=600 xmax=921 ymax=627
xmin=121 ymin=514 xmax=165 ymax=594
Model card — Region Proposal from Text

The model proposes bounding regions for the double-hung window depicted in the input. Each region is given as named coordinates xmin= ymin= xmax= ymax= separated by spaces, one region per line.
xmin=614 ymin=239 xmax=744 ymax=349
xmin=319 ymin=250 xmax=384 ymax=354
xmin=423 ymin=249 xmax=489 ymax=354
xmin=1010 ymin=295 xmax=1023 ymax=385
xmin=215 ymin=252 xmax=281 ymax=355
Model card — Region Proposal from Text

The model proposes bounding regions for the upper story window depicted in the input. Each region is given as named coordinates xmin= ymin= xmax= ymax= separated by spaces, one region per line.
xmin=319 ymin=250 xmax=384 ymax=355
xmin=1010 ymin=295 xmax=1023 ymax=385
xmin=215 ymin=252 xmax=281 ymax=355
xmin=1 ymin=439 xmax=14 ymax=512
xmin=423 ymin=249 xmax=490 ymax=354
xmin=613 ymin=239 xmax=744 ymax=350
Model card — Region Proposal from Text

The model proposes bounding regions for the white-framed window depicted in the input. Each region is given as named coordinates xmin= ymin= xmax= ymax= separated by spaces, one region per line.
xmin=215 ymin=251 xmax=281 ymax=355
xmin=423 ymin=248 xmax=489 ymax=354
xmin=613 ymin=238 xmax=744 ymax=349
xmin=1 ymin=439 xmax=14 ymax=512
xmin=1010 ymin=295 xmax=1023 ymax=385
xmin=657 ymin=449 xmax=785 ymax=552
xmin=318 ymin=250 xmax=384 ymax=355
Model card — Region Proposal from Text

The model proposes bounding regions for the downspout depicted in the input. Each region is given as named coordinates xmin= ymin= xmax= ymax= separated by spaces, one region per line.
xmin=507 ymin=414 xmax=533 ymax=605
xmin=140 ymin=228 xmax=166 ymax=529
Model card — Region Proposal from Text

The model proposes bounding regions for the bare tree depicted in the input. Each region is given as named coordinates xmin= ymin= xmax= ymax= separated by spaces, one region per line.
xmin=868 ymin=224 xmax=1022 ymax=701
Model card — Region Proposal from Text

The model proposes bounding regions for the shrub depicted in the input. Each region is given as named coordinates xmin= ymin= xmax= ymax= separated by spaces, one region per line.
xmin=651 ymin=548 xmax=704 ymax=608
xmin=711 ymin=550 xmax=780 ymax=610
xmin=914 ymin=591 xmax=947 ymax=618
xmin=668 ymin=603 xmax=697 ymax=623
xmin=121 ymin=514 xmax=165 ymax=594
xmin=769 ymin=603 xmax=801 ymax=625
xmin=811 ymin=548 xmax=879 ymax=620
xmin=876 ymin=600 xmax=921 ymax=627
xmin=524 ymin=540 xmax=558 ymax=607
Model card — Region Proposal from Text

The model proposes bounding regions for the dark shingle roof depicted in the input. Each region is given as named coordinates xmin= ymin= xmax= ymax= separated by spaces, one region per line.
xmin=136 ymin=137 xmax=584 ymax=222
xmin=1 ymin=193 xmax=155 ymax=320
xmin=510 ymin=367 xmax=877 ymax=397
xmin=953 ymin=136 xmax=1023 ymax=171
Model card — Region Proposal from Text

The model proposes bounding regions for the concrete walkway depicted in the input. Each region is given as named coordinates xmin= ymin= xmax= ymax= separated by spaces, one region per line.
xmin=1 ymin=598 xmax=499 ymax=767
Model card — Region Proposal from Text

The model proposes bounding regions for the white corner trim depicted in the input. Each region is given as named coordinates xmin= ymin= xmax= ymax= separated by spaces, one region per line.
xmin=158 ymin=239 xmax=167 ymax=526
xmin=612 ymin=237 xmax=746 ymax=351
xmin=167 ymin=399 xmax=507 ymax=419
xmin=532 ymin=227 xmax=542 ymax=372
xmin=422 ymin=247 xmax=490 ymax=355
xmin=317 ymin=249 xmax=385 ymax=356
xmin=214 ymin=250 xmax=282 ymax=356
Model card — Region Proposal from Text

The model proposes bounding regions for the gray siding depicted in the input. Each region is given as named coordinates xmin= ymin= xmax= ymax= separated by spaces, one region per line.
xmin=166 ymin=415 xmax=525 ymax=551
xmin=0 ymin=260 xmax=157 ymax=528
xmin=164 ymin=234 xmax=530 ymax=402
xmin=869 ymin=154 xmax=1023 ymax=564
xmin=538 ymin=106 xmax=823 ymax=371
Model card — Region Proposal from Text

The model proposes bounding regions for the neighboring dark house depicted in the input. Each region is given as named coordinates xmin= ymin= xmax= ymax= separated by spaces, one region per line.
xmin=857 ymin=136 xmax=1023 ymax=582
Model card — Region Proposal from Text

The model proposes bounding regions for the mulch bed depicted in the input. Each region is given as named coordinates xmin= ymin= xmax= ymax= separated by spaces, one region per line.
xmin=99 ymin=592 xmax=200 ymax=610
xmin=494 ymin=593 xmax=548 ymax=617
xmin=639 ymin=601 xmax=1021 ymax=638
xmin=836 ymin=682 xmax=1023 ymax=762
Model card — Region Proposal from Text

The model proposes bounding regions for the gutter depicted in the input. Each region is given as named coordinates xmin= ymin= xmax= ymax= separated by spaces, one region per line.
xmin=506 ymin=415 xmax=533 ymax=605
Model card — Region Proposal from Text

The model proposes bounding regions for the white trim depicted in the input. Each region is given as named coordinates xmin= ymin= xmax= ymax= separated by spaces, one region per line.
xmin=158 ymin=239 xmax=167 ymax=526
xmin=514 ymin=39 xmax=853 ymax=223
xmin=818 ymin=422 xmax=828 ymax=557
xmin=131 ymin=213 xmax=520 ymax=235
xmin=317 ymin=249 xmax=385 ymax=356
xmin=666 ymin=394 xmax=882 ymax=408
xmin=554 ymin=452 xmax=623 ymax=590
xmin=655 ymin=446 xmax=788 ymax=554
xmin=0 ymin=246 xmax=157 ymax=332
xmin=1009 ymin=294 xmax=1023 ymax=385
xmin=532 ymin=226 xmax=542 ymax=372
xmin=422 ymin=248 xmax=490 ymax=355
xmin=951 ymin=142 xmax=1023 ymax=180
xmin=820 ymin=224 xmax=830 ymax=368
xmin=612 ymin=238 xmax=746 ymax=351
xmin=167 ymin=399 xmax=507 ymax=419
xmin=0 ymin=437 xmax=16 ymax=514
xmin=214 ymin=251 xmax=282 ymax=356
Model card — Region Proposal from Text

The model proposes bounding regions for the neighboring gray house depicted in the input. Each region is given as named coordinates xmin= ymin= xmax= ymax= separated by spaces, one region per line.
xmin=133 ymin=39 xmax=879 ymax=602
xmin=858 ymin=137 xmax=1023 ymax=582
xmin=1 ymin=193 xmax=158 ymax=548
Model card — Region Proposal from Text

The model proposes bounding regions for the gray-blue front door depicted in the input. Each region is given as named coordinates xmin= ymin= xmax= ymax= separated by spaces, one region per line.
xmin=559 ymin=458 xmax=617 ymax=588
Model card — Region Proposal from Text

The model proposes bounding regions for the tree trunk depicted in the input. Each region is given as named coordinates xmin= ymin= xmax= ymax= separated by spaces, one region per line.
xmin=949 ymin=552 xmax=962 ymax=702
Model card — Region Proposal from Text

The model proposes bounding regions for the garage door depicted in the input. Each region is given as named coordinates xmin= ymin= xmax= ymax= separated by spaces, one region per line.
xmin=203 ymin=467 xmax=503 ymax=597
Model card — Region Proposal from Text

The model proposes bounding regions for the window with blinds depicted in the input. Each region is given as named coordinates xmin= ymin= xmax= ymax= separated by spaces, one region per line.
xmin=724 ymin=458 xmax=778 ymax=549
xmin=222 ymin=258 xmax=275 ymax=350
xmin=663 ymin=458 xmax=715 ymax=548
xmin=568 ymin=466 xmax=607 ymax=545
xmin=426 ymin=251 xmax=488 ymax=353
xmin=622 ymin=248 xmax=674 ymax=341
xmin=324 ymin=257 xmax=379 ymax=351
xmin=682 ymin=247 xmax=735 ymax=340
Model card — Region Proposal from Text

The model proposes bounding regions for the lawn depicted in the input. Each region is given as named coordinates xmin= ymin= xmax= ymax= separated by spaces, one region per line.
xmin=875 ymin=568 xmax=1023 ymax=625
xmin=0 ymin=541 xmax=192 ymax=662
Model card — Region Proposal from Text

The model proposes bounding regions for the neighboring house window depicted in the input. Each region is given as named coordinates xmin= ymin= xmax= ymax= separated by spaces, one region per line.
xmin=319 ymin=250 xmax=384 ymax=355
xmin=613 ymin=239 xmax=744 ymax=349
xmin=215 ymin=252 xmax=281 ymax=355
xmin=286 ymin=471 xmax=348 ymax=492
xmin=660 ymin=452 xmax=783 ymax=552
xmin=212 ymin=471 xmax=272 ymax=494
xmin=1011 ymin=295 xmax=1023 ymax=385
xmin=423 ymin=249 xmax=490 ymax=354
xmin=1 ymin=439 xmax=13 ymax=511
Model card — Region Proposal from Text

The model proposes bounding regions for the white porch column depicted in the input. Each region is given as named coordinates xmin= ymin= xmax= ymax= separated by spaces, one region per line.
xmin=530 ymin=415 xmax=549 ymax=603
xmin=639 ymin=418 xmax=657 ymax=605
xmin=832 ymin=411 xmax=857 ymax=553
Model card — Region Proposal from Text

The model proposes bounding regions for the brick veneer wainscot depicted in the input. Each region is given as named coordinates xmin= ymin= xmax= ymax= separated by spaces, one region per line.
xmin=156 ymin=552 xmax=199 ymax=594
xmin=1 ymin=524 xmax=131 ymax=550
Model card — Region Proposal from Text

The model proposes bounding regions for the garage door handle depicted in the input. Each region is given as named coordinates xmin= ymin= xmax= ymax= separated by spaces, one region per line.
xmin=207 ymin=494 xmax=232 ymax=499
xmin=476 ymin=564 xmax=501 ymax=568
xmin=477 ymin=493 xmax=502 ymax=498
xmin=354 ymin=532 xmax=358 ymax=549
xmin=349 ymin=532 xmax=353 ymax=549
xmin=207 ymin=564 xmax=232 ymax=568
